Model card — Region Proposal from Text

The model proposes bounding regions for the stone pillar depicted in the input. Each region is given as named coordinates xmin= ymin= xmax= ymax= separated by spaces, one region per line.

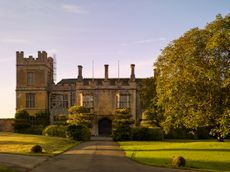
xmin=104 ymin=64 xmax=109 ymax=81
xmin=130 ymin=64 xmax=135 ymax=81
xmin=78 ymin=65 xmax=83 ymax=80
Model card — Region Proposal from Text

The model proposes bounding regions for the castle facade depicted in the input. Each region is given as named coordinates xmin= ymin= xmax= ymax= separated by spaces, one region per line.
xmin=16 ymin=51 xmax=144 ymax=135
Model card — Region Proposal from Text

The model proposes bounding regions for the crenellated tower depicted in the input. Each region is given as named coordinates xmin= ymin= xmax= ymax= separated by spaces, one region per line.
xmin=16 ymin=51 xmax=54 ymax=115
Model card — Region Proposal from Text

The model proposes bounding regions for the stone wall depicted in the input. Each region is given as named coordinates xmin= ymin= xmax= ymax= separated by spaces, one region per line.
xmin=16 ymin=51 xmax=53 ymax=116
xmin=0 ymin=119 xmax=15 ymax=132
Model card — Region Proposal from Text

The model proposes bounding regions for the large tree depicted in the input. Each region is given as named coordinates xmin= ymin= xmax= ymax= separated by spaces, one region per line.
xmin=154 ymin=14 xmax=230 ymax=139
xmin=139 ymin=77 xmax=156 ymax=109
xmin=139 ymin=77 xmax=163 ymax=127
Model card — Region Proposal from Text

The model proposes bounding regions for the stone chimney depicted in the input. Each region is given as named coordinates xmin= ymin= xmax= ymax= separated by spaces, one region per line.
xmin=38 ymin=51 xmax=42 ymax=58
xmin=130 ymin=64 xmax=135 ymax=81
xmin=104 ymin=64 xmax=109 ymax=81
xmin=78 ymin=65 xmax=83 ymax=80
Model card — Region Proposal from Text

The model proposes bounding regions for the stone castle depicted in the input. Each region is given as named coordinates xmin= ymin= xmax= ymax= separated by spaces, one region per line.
xmin=16 ymin=51 xmax=144 ymax=135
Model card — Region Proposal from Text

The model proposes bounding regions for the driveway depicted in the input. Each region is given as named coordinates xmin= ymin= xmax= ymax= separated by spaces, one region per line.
xmin=0 ymin=153 xmax=47 ymax=171
xmin=29 ymin=139 xmax=195 ymax=172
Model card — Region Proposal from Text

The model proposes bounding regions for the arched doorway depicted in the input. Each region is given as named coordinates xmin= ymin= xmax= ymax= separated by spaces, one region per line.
xmin=98 ymin=118 xmax=112 ymax=136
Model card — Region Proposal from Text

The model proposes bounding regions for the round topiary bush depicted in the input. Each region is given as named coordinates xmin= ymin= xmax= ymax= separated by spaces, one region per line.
xmin=171 ymin=156 xmax=186 ymax=167
xmin=31 ymin=145 xmax=42 ymax=153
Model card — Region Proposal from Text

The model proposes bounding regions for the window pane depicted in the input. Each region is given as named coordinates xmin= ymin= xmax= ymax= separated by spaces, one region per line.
xmin=27 ymin=72 xmax=34 ymax=85
xmin=50 ymin=94 xmax=69 ymax=109
xmin=117 ymin=94 xmax=130 ymax=108
xmin=71 ymin=92 xmax=76 ymax=106
xmin=83 ymin=95 xmax=94 ymax=108
xmin=26 ymin=93 xmax=35 ymax=108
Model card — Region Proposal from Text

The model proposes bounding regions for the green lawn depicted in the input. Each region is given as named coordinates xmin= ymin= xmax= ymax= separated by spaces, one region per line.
xmin=119 ymin=140 xmax=230 ymax=172
xmin=0 ymin=132 xmax=79 ymax=156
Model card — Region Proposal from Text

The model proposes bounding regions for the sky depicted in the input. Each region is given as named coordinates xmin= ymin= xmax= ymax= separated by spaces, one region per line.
xmin=0 ymin=0 xmax=229 ymax=118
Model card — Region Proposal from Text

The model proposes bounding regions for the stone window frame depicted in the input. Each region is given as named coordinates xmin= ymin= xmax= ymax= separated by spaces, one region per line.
xmin=27 ymin=72 xmax=34 ymax=85
xmin=26 ymin=93 xmax=35 ymax=108
xmin=116 ymin=93 xmax=131 ymax=109
xmin=50 ymin=93 xmax=69 ymax=109
xmin=80 ymin=93 xmax=94 ymax=109
xmin=63 ymin=94 xmax=68 ymax=108
xmin=71 ymin=92 xmax=76 ymax=106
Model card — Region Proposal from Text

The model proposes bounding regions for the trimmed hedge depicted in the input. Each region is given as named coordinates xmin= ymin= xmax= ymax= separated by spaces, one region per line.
xmin=113 ymin=124 xmax=132 ymax=141
xmin=132 ymin=127 xmax=163 ymax=141
xmin=42 ymin=125 xmax=67 ymax=138
xmin=197 ymin=127 xmax=211 ymax=139
xmin=164 ymin=127 xmax=211 ymax=139
xmin=66 ymin=124 xmax=91 ymax=141
xmin=14 ymin=110 xmax=50 ymax=134
xmin=112 ymin=109 xmax=134 ymax=141
xmin=24 ymin=125 xmax=44 ymax=135
xmin=14 ymin=119 xmax=31 ymax=133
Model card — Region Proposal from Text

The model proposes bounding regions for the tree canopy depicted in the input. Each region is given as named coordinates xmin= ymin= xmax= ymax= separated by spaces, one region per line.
xmin=154 ymin=14 xmax=230 ymax=139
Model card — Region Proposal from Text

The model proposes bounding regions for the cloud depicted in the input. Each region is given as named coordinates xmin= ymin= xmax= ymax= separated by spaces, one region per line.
xmin=61 ymin=4 xmax=88 ymax=14
xmin=121 ymin=37 xmax=167 ymax=46
xmin=0 ymin=38 xmax=29 ymax=44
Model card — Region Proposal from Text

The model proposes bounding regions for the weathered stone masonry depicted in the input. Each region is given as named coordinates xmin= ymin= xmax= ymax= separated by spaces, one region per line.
xmin=16 ymin=51 xmax=144 ymax=135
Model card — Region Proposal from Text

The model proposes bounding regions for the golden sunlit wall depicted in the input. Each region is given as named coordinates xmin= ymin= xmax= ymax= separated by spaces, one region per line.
xmin=16 ymin=51 xmax=53 ymax=116
xmin=16 ymin=91 xmax=48 ymax=116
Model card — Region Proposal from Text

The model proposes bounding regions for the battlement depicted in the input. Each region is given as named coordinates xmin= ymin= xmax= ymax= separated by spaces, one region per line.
xmin=16 ymin=51 xmax=53 ymax=69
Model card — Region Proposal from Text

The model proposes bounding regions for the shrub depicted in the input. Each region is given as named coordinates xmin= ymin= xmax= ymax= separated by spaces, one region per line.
xmin=54 ymin=114 xmax=68 ymax=121
xmin=112 ymin=108 xmax=134 ymax=141
xmin=113 ymin=124 xmax=132 ymax=141
xmin=14 ymin=119 xmax=31 ymax=133
xmin=115 ymin=108 xmax=130 ymax=114
xmin=24 ymin=125 xmax=44 ymax=135
xmin=132 ymin=127 xmax=163 ymax=141
xmin=171 ymin=156 xmax=186 ymax=167
xmin=67 ymin=106 xmax=94 ymax=128
xmin=165 ymin=127 xmax=211 ymax=139
xmin=14 ymin=109 xmax=50 ymax=135
xmin=42 ymin=125 xmax=67 ymax=138
xmin=53 ymin=114 xmax=67 ymax=125
xmin=164 ymin=128 xmax=196 ymax=139
xmin=14 ymin=109 xmax=31 ymax=133
xmin=66 ymin=124 xmax=91 ymax=141
xmin=15 ymin=109 xmax=30 ymax=119
xmin=34 ymin=111 xmax=50 ymax=126
xmin=31 ymin=145 xmax=42 ymax=153
xmin=69 ymin=106 xmax=90 ymax=113
xmin=140 ymin=109 xmax=157 ymax=128
xmin=197 ymin=127 xmax=211 ymax=139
